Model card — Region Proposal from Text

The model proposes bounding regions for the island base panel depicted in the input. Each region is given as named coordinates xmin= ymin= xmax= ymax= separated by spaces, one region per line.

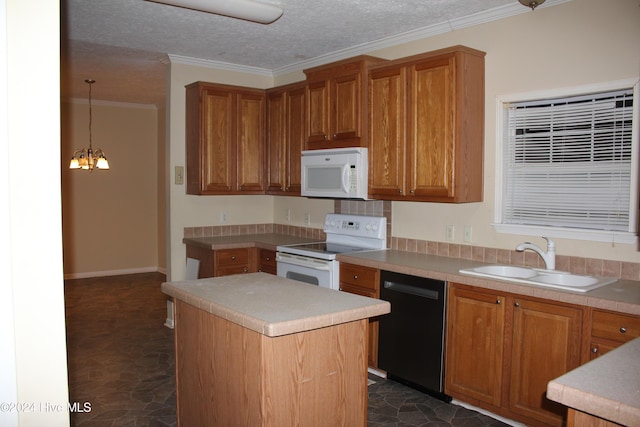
xmin=174 ymin=300 xmax=368 ymax=426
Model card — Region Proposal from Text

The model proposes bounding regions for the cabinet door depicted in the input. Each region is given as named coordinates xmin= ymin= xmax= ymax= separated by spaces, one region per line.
xmin=509 ymin=298 xmax=583 ymax=426
xmin=445 ymin=286 xmax=505 ymax=407
xmin=368 ymin=66 xmax=407 ymax=198
xmin=285 ymin=86 xmax=305 ymax=194
xmin=408 ymin=55 xmax=455 ymax=198
xmin=236 ymin=91 xmax=265 ymax=193
xmin=266 ymin=90 xmax=287 ymax=193
xmin=306 ymin=80 xmax=330 ymax=147
xmin=331 ymin=73 xmax=360 ymax=141
xmin=189 ymin=87 xmax=235 ymax=194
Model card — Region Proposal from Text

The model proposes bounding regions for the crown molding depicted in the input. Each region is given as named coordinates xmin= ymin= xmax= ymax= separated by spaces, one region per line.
xmin=171 ymin=0 xmax=572 ymax=79
xmin=63 ymin=98 xmax=158 ymax=110
xmin=167 ymin=54 xmax=274 ymax=77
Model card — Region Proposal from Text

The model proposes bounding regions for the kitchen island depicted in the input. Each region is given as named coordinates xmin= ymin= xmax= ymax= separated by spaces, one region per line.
xmin=162 ymin=272 xmax=390 ymax=426
xmin=547 ymin=336 xmax=640 ymax=427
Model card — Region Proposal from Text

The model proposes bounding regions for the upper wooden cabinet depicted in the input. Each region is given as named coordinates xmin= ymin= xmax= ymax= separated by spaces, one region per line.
xmin=186 ymin=82 xmax=266 ymax=195
xmin=368 ymin=46 xmax=485 ymax=202
xmin=303 ymin=55 xmax=385 ymax=150
xmin=266 ymin=82 xmax=306 ymax=196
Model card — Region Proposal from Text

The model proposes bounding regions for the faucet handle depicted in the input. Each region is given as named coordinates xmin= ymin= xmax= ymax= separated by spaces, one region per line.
xmin=542 ymin=236 xmax=555 ymax=250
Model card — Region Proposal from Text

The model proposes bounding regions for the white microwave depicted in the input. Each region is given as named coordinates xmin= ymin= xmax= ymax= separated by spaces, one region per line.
xmin=301 ymin=147 xmax=368 ymax=199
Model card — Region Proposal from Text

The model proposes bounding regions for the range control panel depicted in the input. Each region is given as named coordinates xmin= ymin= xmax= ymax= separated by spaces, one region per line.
xmin=323 ymin=214 xmax=387 ymax=240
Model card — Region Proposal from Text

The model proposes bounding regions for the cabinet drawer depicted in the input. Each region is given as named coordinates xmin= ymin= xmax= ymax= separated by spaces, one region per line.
xmin=339 ymin=264 xmax=379 ymax=291
xmin=214 ymin=248 xmax=249 ymax=266
xmin=591 ymin=310 xmax=640 ymax=344
xmin=259 ymin=249 xmax=276 ymax=268
xmin=215 ymin=265 xmax=250 ymax=277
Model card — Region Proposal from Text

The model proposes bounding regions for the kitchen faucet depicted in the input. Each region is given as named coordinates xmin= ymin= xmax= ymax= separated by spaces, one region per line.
xmin=515 ymin=237 xmax=556 ymax=270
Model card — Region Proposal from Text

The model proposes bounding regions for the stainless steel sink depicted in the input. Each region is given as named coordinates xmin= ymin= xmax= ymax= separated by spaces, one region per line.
xmin=458 ymin=265 xmax=617 ymax=292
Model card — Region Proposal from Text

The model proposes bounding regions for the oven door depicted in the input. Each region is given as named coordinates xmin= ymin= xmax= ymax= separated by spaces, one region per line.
xmin=276 ymin=252 xmax=339 ymax=290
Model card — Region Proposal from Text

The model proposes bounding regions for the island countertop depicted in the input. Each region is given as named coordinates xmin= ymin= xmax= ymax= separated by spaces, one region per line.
xmin=547 ymin=336 xmax=640 ymax=426
xmin=161 ymin=272 xmax=390 ymax=337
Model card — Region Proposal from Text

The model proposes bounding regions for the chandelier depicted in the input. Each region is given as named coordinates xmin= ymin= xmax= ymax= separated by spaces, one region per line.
xmin=69 ymin=79 xmax=110 ymax=171
xmin=519 ymin=0 xmax=545 ymax=10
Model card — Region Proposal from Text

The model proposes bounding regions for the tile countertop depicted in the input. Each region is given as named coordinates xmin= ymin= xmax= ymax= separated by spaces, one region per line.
xmin=337 ymin=250 xmax=640 ymax=315
xmin=161 ymin=272 xmax=390 ymax=337
xmin=183 ymin=233 xmax=319 ymax=250
xmin=547 ymin=337 xmax=640 ymax=426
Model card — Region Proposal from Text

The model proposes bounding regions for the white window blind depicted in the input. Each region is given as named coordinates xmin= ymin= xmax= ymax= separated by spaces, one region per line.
xmin=503 ymin=88 xmax=634 ymax=233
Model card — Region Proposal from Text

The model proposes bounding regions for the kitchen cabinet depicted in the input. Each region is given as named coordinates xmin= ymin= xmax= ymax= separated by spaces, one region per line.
xmin=368 ymin=45 xmax=485 ymax=202
xmin=303 ymin=56 xmax=385 ymax=150
xmin=186 ymin=82 xmax=266 ymax=195
xmin=587 ymin=309 xmax=640 ymax=360
xmin=508 ymin=296 xmax=583 ymax=426
xmin=185 ymin=245 xmax=257 ymax=278
xmin=257 ymin=248 xmax=277 ymax=275
xmin=339 ymin=262 xmax=381 ymax=368
xmin=266 ymin=82 xmax=305 ymax=195
xmin=446 ymin=283 xmax=583 ymax=427
xmin=445 ymin=286 xmax=505 ymax=408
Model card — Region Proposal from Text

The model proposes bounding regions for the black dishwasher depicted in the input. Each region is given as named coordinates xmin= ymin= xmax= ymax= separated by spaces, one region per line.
xmin=378 ymin=270 xmax=450 ymax=402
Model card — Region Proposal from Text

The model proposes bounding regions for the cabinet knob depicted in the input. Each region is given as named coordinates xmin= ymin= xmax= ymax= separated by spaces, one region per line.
xmin=398 ymin=189 xmax=403 ymax=194
xmin=231 ymin=256 xmax=236 ymax=260
xmin=266 ymin=257 xmax=271 ymax=261
xmin=592 ymin=347 xmax=598 ymax=353
xmin=333 ymin=133 xmax=337 ymax=139
xmin=620 ymin=327 xmax=627 ymax=333
xmin=514 ymin=302 xmax=520 ymax=307
xmin=353 ymin=275 xmax=358 ymax=280
xmin=323 ymin=134 xmax=328 ymax=141
xmin=243 ymin=267 xmax=248 ymax=273
xmin=409 ymin=189 xmax=415 ymax=195
xmin=496 ymin=299 xmax=501 ymax=304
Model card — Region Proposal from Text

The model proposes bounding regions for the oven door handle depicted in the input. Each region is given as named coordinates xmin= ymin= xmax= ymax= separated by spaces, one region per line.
xmin=276 ymin=253 xmax=332 ymax=271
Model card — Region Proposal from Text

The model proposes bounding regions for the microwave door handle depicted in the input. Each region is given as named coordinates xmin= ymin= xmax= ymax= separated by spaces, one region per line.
xmin=341 ymin=164 xmax=350 ymax=193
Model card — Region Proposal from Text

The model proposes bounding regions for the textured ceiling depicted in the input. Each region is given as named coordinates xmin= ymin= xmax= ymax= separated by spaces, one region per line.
xmin=60 ymin=0 xmax=550 ymax=106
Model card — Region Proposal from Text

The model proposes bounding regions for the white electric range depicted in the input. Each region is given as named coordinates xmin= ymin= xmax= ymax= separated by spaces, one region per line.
xmin=276 ymin=214 xmax=387 ymax=290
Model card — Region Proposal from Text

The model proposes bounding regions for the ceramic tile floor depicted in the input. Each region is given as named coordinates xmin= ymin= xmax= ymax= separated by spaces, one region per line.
xmin=65 ymin=272 xmax=510 ymax=427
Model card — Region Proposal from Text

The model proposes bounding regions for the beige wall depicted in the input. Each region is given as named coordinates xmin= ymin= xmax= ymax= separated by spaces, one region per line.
xmin=167 ymin=0 xmax=640 ymax=280
xmin=61 ymin=100 xmax=160 ymax=277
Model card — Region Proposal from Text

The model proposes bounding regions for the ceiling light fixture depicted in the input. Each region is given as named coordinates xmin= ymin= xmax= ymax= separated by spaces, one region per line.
xmin=69 ymin=79 xmax=110 ymax=172
xmin=149 ymin=0 xmax=283 ymax=24
xmin=519 ymin=0 xmax=545 ymax=10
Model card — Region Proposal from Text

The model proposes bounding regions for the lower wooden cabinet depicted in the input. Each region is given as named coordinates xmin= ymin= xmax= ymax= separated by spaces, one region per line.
xmin=446 ymin=283 xmax=584 ymax=427
xmin=257 ymin=248 xmax=277 ymax=275
xmin=587 ymin=309 xmax=640 ymax=360
xmin=445 ymin=286 xmax=505 ymax=407
xmin=185 ymin=245 xmax=258 ymax=278
xmin=339 ymin=263 xmax=380 ymax=368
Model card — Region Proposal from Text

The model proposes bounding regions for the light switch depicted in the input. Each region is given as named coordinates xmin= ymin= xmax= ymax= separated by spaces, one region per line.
xmin=175 ymin=166 xmax=184 ymax=185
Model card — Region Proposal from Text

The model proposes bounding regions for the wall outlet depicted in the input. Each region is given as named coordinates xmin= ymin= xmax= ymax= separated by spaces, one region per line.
xmin=285 ymin=209 xmax=291 ymax=222
xmin=446 ymin=225 xmax=455 ymax=242
xmin=304 ymin=212 xmax=311 ymax=225
xmin=220 ymin=211 xmax=228 ymax=224
xmin=464 ymin=226 xmax=473 ymax=243
xmin=175 ymin=166 xmax=184 ymax=185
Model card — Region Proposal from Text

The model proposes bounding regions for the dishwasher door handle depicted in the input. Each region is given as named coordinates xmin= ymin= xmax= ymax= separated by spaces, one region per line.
xmin=383 ymin=281 xmax=440 ymax=300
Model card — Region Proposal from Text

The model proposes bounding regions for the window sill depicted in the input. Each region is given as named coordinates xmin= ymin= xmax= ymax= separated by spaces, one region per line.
xmin=492 ymin=223 xmax=637 ymax=245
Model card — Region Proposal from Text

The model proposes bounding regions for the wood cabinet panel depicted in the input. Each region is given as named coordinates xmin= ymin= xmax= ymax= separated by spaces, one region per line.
xmin=508 ymin=298 xmax=582 ymax=426
xmin=368 ymin=67 xmax=407 ymax=197
xmin=368 ymin=46 xmax=485 ymax=202
xmin=266 ymin=82 xmax=305 ymax=195
xmin=588 ymin=309 xmax=640 ymax=360
xmin=304 ymin=56 xmax=385 ymax=150
xmin=186 ymin=82 xmax=265 ymax=195
xmin=339 ymin=262 xmax=380 ymax=368
xmin=236 ymin=91 xmax=265 ymax=193
xmin=257 ymin=248 xmax=277 ymax=275
xmin=445 ymin=286 xmax=505 ymax=407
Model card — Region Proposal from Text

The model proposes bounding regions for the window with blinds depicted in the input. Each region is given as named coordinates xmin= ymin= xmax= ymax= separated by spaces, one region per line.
xmin=501 ymin=87 xmax=637 ymax=238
